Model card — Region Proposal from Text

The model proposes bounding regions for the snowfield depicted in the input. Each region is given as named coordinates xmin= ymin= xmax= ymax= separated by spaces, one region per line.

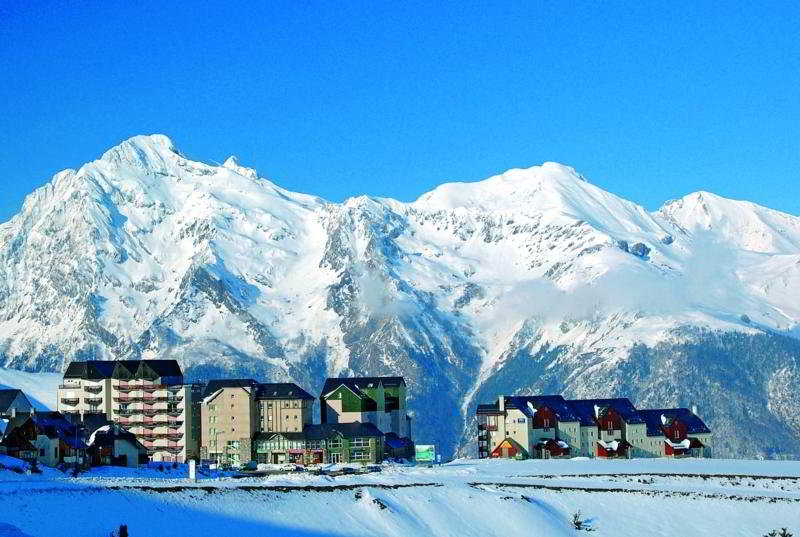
xmin=1 ymin=458 xmax=798 ymax=536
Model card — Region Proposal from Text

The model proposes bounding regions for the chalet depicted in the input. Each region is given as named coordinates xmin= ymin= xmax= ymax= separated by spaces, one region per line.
xmin=0 ymin=389 xmax=34 ymax=417
xmin=87 ymin=423 xmax=148 ymax=467
xmin=639 ymin=408 xmax=712 ymax=458
xmin=0 ymin=412 xmax=88 ymax=467
xmin=565 ymin=398 xmax=646 ymax=458
xmin=477 ymin=394 xmax=713 ymax=460
xmin=253 ymin=422 xmax=384 ymax=465
xmin=477 ymin=395 xmax=580 ymax=459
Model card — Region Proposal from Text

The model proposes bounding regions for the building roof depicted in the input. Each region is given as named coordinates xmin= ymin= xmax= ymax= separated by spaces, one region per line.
xmin=321 ymin=377 xmax=405 ymax=398
xmin=0 ymin=389 xmax=30 ymax=413
xmin=476 ymin=402 xmax=503 ymax=415
xmin=638 ymin=408 xmax=712 ymax=437
xmin=201 ymin=379 xmax=315 ymax=401
xmin=202 ymin=379 xmax=259 ymax=399
xmin=506 ymin=395 xmax=581 ymax=422
xmin=565 ymin=398 xmax=644 ymax=426
xmin=255 ymin=383 xmax=314 ymax=401
xmin=63 ymin=359 xmax=183 ymax=381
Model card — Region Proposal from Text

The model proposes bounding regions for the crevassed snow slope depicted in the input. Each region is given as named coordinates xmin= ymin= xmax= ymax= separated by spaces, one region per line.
xmin=1 ymin=135 xmax=799 ymax=458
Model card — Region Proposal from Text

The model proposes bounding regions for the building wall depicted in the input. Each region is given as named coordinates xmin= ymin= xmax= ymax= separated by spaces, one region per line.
xmin=33 ymin=435 xmax=60 ymax=467
xmin=578 ymin=425 xmax=599 ymax=457
xmin=114 ymin=439 xmax=143 ymax=467
xmin=200 ymin=386 xmax=258 ymax=465
xmin=259 ymin=398 xmax=312 ymax=433
xmin=57 ymin=379 xmax=112 ymax=416
xmin=556 ymin=421 xmax=580 ymax=453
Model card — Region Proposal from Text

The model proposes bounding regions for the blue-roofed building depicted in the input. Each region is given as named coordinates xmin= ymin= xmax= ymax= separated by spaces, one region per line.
xmin=476 ymin=395 xmax=580 ymax=459
xmin=565 ymin=398 xmax=646 ymax=458
xmin=476 ymin=395 xmax=713 ymax=460
xmin=638 ymin=408 xmax=712 ymax=458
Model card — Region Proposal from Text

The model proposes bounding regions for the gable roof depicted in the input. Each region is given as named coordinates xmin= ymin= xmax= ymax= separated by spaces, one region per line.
xmin=255 ymin=383 xmax=314 ymax=401
xmin=322 ymin=377 xmax=405 ymax=398
xmin=202 ymin=379 xmax=259 ymax=399
xmin=638 ymin=408 xmax=711 ymax=437
xmin=506 ymin=395 xmax=581 ymax=422
xmin=0 ymin=389 xmax=30 ymax=413
xmin=63 ymin=360 xmax=183 ymax=381
xmin=565 ymin=398 xmax=644 ymax=426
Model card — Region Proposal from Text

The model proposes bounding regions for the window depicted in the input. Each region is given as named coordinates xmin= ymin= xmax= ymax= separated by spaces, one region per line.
xmin=39 ymin=448 xmax=45 ymax=456
xmin=268 ymin=415 xmax=272 ymax=421
xmin=517 ymin=418 xmax=526 ymax=424
xmin=268 ymin=402 xmax=273 ymax=409
xmin=231 ymin=393 xmax=235 ymax=398
xmin=231 ymin=416 xmax=235 ymax=421
xmin=293 ymin=401 xmax=299 ymax=408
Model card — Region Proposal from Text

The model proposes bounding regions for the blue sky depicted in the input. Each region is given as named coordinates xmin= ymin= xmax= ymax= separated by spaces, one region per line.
xmin=1 ymin=2 xmax=799 ymax=222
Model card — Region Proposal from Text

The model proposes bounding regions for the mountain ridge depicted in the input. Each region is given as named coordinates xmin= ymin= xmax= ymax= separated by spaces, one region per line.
xmin=2 ymin=134 xmax=799 ymax=458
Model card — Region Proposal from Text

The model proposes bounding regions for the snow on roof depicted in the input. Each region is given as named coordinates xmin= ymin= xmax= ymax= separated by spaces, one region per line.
xmin=664 ymin=439 xmax=691 ymax=449
xmin=597 ymin=439 xmax=620 ymax=451
xmin=87 ymin=425 xmax=111 ymax=447
xmin=527 ymin=402 xmax=537 ymax=416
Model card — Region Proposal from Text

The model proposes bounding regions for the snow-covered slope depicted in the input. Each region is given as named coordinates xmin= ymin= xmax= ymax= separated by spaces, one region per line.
xmin=0 ymin=367 xmax=60 ymax=410
xmin=1 ymin=135 xmax=799 ymax=458
xmin=1 ymin=458 xmax=799 ymax=537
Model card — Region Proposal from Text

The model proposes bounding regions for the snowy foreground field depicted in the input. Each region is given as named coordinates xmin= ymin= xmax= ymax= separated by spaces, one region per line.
xmin=1 ymin=457 xmax=799 ymax=537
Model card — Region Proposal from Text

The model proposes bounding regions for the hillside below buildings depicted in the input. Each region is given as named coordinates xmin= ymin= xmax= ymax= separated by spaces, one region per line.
xmin=1 ymin=135 xmax=800 ymax=458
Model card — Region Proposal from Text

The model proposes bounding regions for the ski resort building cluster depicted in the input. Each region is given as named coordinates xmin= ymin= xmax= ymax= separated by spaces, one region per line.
xmin=2 ymin=360 xmax=415 ymax=469
xmin=476 ymin=395 xmax=712 ymax=460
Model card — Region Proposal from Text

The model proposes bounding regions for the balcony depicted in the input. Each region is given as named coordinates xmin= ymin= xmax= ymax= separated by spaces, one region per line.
xmin=58 ymin=384 xmax=80 ymax=390
xmin=60 ymin=397 xmax=79 ymax=406
xmin=84 ymin=385 xmax=103 ymax=394
xmin=85 ymin=397 xmax=103 ymax=405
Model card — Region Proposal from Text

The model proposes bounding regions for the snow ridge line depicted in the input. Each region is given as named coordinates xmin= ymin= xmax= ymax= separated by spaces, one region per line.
xmin=470 ymin=482 xmax=800 ymax=503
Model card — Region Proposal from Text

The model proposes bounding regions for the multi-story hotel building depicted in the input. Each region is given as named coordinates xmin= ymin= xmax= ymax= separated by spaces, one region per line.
xmin=57 ymin=359 xmax=197 ymax=463
xmin=199 ymin=379 xmax=314 ymax=466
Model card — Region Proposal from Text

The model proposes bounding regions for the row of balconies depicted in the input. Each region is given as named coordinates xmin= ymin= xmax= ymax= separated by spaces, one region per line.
xmin=60 ymin=396 xmax=104 ymax=405
xmin=118 ymin=418 xmax=184 ymax=427
xmin=477 ymin=424 xmax=498 ymax=431
xmin=113 ymin=394 xmax=184 ymax=403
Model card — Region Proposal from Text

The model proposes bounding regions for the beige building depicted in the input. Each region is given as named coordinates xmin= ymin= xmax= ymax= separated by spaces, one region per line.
xmin=57 ymin=360 xmax=197 ymax=463
xmin=320 ymin=377 xmax=410 ymax=438
xmin=199 ymin=379 xmax=314 ymax=466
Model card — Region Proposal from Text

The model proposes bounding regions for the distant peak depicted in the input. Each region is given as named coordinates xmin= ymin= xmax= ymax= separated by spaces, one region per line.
xmin=121 ymin=134 xmax=176 ymax=152
xmin=223 ymin=156 xmax=240 ymax=169
xmin=221 ymin=155 xmax=257 ymax=179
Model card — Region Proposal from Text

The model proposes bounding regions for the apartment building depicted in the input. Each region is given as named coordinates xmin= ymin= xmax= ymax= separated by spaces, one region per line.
xmin=57 ymin=360 xmax=197 ymax=463
xmin=199 ymin=379 xmax=314 ymax=466
xmin=320 ymin=377 xmax=410 ymax=438
xmin=477 ymin=395 xmax=579 ymax=459
xmin=476 ymin=394 xmax=712 ymax=460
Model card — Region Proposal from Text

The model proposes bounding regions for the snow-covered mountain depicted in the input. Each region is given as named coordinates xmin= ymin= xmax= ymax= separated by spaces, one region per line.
xmin=2 ymin=134 xmax=799 ymax=458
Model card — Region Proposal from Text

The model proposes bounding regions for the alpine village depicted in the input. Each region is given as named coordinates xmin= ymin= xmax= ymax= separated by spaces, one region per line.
xmin=0 ymin=359 xmax=712 ymax=471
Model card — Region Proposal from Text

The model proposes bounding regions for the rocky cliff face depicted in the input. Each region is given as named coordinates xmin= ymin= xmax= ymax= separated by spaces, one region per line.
xmin=2 ymin=135 xmax=799 ymax=457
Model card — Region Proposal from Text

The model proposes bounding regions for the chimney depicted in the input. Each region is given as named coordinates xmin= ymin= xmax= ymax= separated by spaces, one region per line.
xmin=498 ymin=396 xmax=505 ymax=412
xmin=691 ymin=405 xmax=698 ymax=416
xmin=10 ymin=407 xmax=15 ymax=419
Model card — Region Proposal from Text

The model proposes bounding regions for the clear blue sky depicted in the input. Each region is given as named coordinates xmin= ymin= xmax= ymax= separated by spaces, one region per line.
xmin=1 ymin=2 xmax=799 ymax=223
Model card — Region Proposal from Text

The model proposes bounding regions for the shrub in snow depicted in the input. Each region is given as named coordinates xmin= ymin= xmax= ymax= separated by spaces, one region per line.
xmin=741 ymin=314 xmax=752 ymax=324
xmin=763 ymin=530 xmax=792 ymax=537
xmin=616 ymin=240 xmax=629 ymax=253
xmin=572 ymin=510 xmax=594 ymax=531
xmin=630 ymin=242 xmax=650 ymax=258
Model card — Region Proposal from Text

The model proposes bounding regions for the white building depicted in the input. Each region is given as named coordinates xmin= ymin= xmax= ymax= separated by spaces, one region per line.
xmin=57 ymin=360 xmax=197 ymax=463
